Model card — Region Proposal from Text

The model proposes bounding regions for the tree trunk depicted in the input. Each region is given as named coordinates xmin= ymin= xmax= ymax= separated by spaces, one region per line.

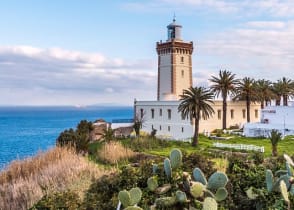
xmin=283 ymin=95 xmax=288 ymax=106
xmin=261 ymin=100 xmax=264 ymax=109
xmin=272 ymin=145 xmax=278 ymax=157
xmin=192 ymin=112 xmax=200 ymax=147
xmin=223 ymin=97 xmax=227 ymax=130
xmin=276 ymin=96 xmax=281 ymax=106
xmin=246 ymin=96 xmax=250 ymax=123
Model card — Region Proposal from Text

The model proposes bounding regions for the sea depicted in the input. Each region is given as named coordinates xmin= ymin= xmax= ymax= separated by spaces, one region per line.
xmin=0 ymin=106 xmax=133 ymax=171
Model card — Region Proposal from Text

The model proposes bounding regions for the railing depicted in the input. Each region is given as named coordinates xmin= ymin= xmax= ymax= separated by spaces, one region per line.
xmin=213 ymin=142 xmax=264 ymax=153
xmin=112 ymin=119 xmax=134 ymax=123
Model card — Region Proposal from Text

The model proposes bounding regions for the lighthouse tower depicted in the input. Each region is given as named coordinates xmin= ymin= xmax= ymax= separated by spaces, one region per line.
xmin=156 ymin=18 xmax=194 ymax=101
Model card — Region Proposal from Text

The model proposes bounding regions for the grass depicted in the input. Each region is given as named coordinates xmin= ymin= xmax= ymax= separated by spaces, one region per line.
xmin=0 ymin=147 xmax=114 ymax=210
xmin=97 ymin=141 xmax=136 ymax=164
xmin=144 ymin=135 xmax=294 ymax=157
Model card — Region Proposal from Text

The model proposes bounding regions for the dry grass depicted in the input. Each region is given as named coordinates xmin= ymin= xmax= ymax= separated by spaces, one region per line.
xmin=212 ymin=158 xmax=229 ymax=173
xmin=0 ymin=147 xmax=113 ymax=210
xmin=98 ymin=141 xmax=136 ymax=164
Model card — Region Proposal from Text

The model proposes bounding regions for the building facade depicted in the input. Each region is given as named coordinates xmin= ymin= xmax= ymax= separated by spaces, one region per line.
xmin=134 ymin=18 xmax=261 ymax=140
xmin=244 ymin=106 xmax=294 ymax=137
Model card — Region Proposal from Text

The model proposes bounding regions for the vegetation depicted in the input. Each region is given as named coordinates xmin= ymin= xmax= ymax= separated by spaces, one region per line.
xmin=56 ymin=120 xmax=93 ymax=152
xmin=209 ymin=70 xmax=238 ymax=129
xmin=0 ymin=147 xmax=112 ymax=210
xmin=269 ymin=129 xmax=282 ymax=157
xmin=233 ymin=77 xmax=257 ymax=122
xmin=178 ymin=86 xmax=215 ymax=146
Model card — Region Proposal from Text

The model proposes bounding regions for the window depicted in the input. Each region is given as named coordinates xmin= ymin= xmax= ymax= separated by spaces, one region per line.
xmin=168 ymin=126 xmax=170 ymax=132
xmin=217 ymin=110 xmax=221 ymax=120
xmin=152 ymin=124 xmax=154 ymax=130
xmin=151 ymin=109 xmax=154 ymax=119
xmin=230 ymin=109 xmax=234 ymax=119
xmin=242 ymin=109 xmax=246 ymax=119
xmin=140 ymin=109 xmax=144 ymax=118
xmin=181 ymin=70 xmax=184 ymax=78
xmin=159 ymin=125 xmax=162 ymax=130
xmin=159 ymin=109 xmax=162 ymax=116
xmin=182 ymin=127 xmax=184 ymax=133
xmin=255 ymin=109 xmax=258 ymax=118
xmin=181 ymin=56 xmax=184 ymax=62
xmin=168 ymin=109 xmax=171 ymax=120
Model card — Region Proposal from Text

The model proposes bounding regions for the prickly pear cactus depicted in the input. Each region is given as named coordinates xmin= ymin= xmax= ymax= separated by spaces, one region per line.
xmin=155 ymin=184 xmax=171 ymax=194
xmin=152 ymin=164 xmax=158 ymax=174
xmin=176 ymin=190 xmax=188 ymax=203
xmin=118 ymin=190 xmax=131 ymax=207
xmin=280 ymin=180 xmax=289 ymax=203
xmin=215 ymin=187 xmax=228 ymax=202
xmin=155 ymin=196 xmax=177 ymax=208
xmin=193 ymin=168 xmax=208 ymax=185
xmin=266 ymin=169 xmax=274 ymax=192
xmin=129 ymin=187 xmax=142 ymax=206
xmin=170 ymin=148 xmax=182 ymax=169
xmin=286 ymin=162 xmax=293 ymax=176
xmin=124 ymin=207 xmax=143 ymax=210
xmin=147 ymin=177 xmax=158 ymax=192
xmin=164 ymin=158 xmax=172 ymax=179
xmin=207 ymin=172 xmax=228 ymax=190
xmin=190 ymin=182 xmax=204 ymax=198
xmin=203 ymin=197 xmax=218 ymax=210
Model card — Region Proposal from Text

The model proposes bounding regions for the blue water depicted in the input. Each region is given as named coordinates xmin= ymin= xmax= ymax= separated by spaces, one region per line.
xmin=0 ymin=106 xmax=133 ymax=170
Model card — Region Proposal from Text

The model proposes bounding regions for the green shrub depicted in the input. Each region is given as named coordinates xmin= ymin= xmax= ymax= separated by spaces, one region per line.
xmin=30 ymin=191 xmax=81 ymax=210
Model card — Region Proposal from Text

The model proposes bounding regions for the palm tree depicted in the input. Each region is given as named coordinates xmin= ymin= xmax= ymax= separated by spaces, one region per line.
xmin=178 ymin=86 xmax=215 ymax=146
xmin=280 ymin=77 xmax=293 ymax=106
xmin=209 ymin=70 xmax=238 ymax=129
xmin=233 ymin=77 xmax=257 ymax=122
xmin=269 ymin=129 xmax=282 ymax=157
xmin=272 ymin=81 xmax=283 ymax=106
xmin=255 ymin=79 xmax=275 ymax=109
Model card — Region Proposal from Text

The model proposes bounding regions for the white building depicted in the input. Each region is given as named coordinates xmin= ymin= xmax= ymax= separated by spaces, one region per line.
xmin=134 ymin=18 xmax=260 ymax=140
xmin=244 ymin=106 xmax=294 ymax=137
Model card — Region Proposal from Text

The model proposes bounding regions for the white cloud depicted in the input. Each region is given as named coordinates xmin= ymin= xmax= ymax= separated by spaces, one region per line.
xmin=196 ymin=20 xmax=294 ymax=80
xmin=0 ymin=46 xmax=156 ymax=105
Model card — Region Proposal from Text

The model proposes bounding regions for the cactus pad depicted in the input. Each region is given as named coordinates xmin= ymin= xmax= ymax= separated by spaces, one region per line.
xmin=155 ymin=184 xmax=171 ymax=194
xmin=193 ymin=167 xmax=208 ymax=185
xmin=246 ymin=187 xmax=258 ymax=199
xmin=215 ymin=187 xmax=228 ymax=201
xmin=129 ymin=187 xmax=142 ymax=205
xmin=118 ymin=190 xmax=131 ymax=207
xmin=280 ymin=180 xmax=289 ymax=203
xmin=207 ymin=172 xmax=228 ymax=190
xmin=155 ymin=196 xmax=176 ymax=207
xmin=203 ymin=197 xmax=218 ymax=210
xmin=170 ymin=148 xmax=182 ymax=169
xmin=266 ymin=169 xmax=274 ymax=192
xmin=164 ymin=158 xmax=172 ymax=179
xmin=284 ymin=154 xmax=294 ymax=167
xmin=190 ymin=182 xmax=204 ymax=198
xmin=286 ymin=162 xmax=293 ymax=176
xmin=147 ymin=177 xmax=158 ymax=192
xmin=176 ymin=190 xmax=188 ymax=203
xmin=124 ymin=207 xmax=143 ymax=210
xmin=152 ymin=164 xmax=158 ymax=174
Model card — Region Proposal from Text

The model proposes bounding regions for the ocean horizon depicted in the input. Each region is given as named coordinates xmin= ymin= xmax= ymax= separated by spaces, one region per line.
xmin=0 ymin=105 xmax=133 ymax=170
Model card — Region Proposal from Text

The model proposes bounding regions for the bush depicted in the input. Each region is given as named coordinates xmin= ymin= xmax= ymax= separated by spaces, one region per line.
xmin=30 ymin=191 xmax=81 ymax=210
xmin=182 ymin=151 xmax=216 ymax=176
xmin=56 ymin=120 xmax=93 ymax=153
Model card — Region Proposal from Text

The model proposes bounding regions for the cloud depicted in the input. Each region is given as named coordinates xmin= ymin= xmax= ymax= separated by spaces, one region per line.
xmin=195 ymin=20 xmax=294 ymax=80
xmin=0 ymin=46 xmax=157 ymax=105
xmin=122 ymin=0 xmax=294 ymax=17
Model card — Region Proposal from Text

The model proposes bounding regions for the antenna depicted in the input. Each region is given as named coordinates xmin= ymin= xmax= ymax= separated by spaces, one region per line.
xmin=173 ymin=12 xmax=176 ymax=22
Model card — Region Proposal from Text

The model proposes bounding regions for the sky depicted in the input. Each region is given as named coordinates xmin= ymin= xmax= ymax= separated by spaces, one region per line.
xmin=0 ymin=0 xmax=294 ymax=106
